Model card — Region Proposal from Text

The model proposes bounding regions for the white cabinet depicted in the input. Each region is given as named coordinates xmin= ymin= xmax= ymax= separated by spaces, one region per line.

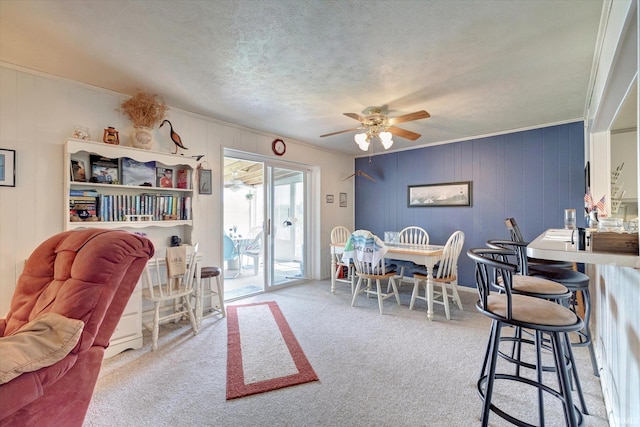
xmin=103 ymin=282 xmax=142 ymax=358
xmin=64 ymin=139 xmax=199 ymax=357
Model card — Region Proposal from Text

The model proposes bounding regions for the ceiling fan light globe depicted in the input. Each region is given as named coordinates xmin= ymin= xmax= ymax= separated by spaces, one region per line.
xmin=379 ymin=131 xmax=392 ymax=142
xmin=381 ymin=138 xmax=394 ymax=149
xmin=354 ymin=133 xmax=368 ymax=144
xmin=357 ymin=141 xmax=370 ymax=151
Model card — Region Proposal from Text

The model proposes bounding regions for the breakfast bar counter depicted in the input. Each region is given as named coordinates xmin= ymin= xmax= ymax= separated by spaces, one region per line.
xmin=527 ymin=229 xmax=640 ymax=269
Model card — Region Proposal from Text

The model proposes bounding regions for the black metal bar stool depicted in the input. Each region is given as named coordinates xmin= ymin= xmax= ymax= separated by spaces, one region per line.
xmin=505 ymin=218 xmax=575 ymax=269
xmin=503 ymin=219 xmax=599 ymax=378
xmin=196 ymin=266 xmax=225 ymax=326
xmin=485 ymin=240 xmax=588 ymax=415
xmin=528 ymin=264 xmax=598 ymax=377
xmin=468 ymin=247 xmax=585 ymax=427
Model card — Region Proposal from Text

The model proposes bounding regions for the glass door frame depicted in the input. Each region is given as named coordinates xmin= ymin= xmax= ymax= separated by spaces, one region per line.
xmin=222 ymin=149 xmax=310 ymax=293
xmin=265 ymin=164 xmax=310 ymax=290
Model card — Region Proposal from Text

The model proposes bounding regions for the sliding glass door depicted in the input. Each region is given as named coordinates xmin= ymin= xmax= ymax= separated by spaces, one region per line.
xmin=223 ymin=153 xmax=307 ymax=299
xmin=267 ymin=165 xmax=307 ymax=288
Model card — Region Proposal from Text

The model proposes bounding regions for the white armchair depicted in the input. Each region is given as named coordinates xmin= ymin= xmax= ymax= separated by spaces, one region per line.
xmin=238 ymin=231 xmax=263 ymax=276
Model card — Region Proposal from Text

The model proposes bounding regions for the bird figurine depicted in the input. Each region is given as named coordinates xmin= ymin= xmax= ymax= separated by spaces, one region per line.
xmin=160 ymin=119 xmax=187 ymax=154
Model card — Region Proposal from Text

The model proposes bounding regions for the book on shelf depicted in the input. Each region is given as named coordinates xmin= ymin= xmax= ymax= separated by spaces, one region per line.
xmin=121 ymin=157 xmax=156 ymax=186
xmin=156 ymin=167 xmax=174 ymax=188
xmin=176 ymin=168 xmax=191 ymax=189
xmin=69 ymin=189 xmax=99 ymax=197
xmin=184 ymin=196 xmax=192 ymax=220
xmin=70 ymin=159 xmax=87 ymax=182
xmin=89 ymin=155 xmax=119 ymax=184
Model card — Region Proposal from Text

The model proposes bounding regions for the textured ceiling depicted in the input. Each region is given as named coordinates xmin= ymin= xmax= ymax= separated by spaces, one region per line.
xmin=0 ymin=0 xmax=605 ymax=156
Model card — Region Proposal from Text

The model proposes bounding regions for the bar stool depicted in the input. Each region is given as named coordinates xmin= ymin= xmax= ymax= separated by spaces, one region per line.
xmin=529 ymin=264 xmax=599 ymax=377
xmin=485 ymin=240 xmax=588 ymax=415
xmin=504 ymin=217 xmax=575 ymax=269
xmin=468 ymin=247 xmax=585 ymax=427
xmin=495 ymin=236 xmax=599 ymax=378
xmin=196 ymin=266 xmax=225 ymax=326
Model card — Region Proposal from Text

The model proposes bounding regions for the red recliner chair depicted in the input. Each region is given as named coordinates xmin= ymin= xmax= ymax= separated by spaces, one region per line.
xmin=0 ymin=229 xmax=154 ymax=426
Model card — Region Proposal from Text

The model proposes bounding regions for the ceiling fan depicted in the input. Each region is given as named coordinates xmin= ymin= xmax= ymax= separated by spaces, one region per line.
xmin=224 ymin=171 xmax=250 ymax=191
xmin=320 ymin=107 xmax=430 ymax=150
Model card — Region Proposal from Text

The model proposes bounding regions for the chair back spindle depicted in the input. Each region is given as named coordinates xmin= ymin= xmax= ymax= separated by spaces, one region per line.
xmin=435 ymin=230 xmax=464 ymax=281
xmin=399 ymin=226 xmax=429 ymax=245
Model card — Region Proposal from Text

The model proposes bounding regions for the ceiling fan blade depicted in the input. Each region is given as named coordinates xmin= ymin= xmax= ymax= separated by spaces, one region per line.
xmin=320 ymin=128 xmax=360 ymax=137
xmin=388 ymin=126 xmax=421 ymax=141
xmin=388 ymin=110 xmax=430 ymax=125
xmin=343 ymin=112 xmax=365 ymax=122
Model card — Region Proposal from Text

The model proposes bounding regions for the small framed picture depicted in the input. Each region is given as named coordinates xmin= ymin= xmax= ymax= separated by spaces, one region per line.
xmin=156 ymin=167 xmax=174 ymax=188
xmin=339 ymin=192 xmax=347 ymax=207
xmin=326 ymin=194 xmax=334 ymax=203
xmin=198 ymin=168 xmax=212 ymax=195
xmin=0 ymin=148 xmax=16 ymax=187
xmin=70 ymin=159 xmax=87 ymax=182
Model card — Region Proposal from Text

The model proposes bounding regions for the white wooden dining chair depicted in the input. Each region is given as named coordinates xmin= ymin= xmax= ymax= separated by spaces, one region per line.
xmin=142 ymin=244 xmax=199 ymax=350
xmin=390 ymin=226 xmax=430 ymax=290
xmin=345 ymin=230 xmax=400 ymax=314
xmin=331 ymin=226 xmax=355 ymax=293
xmin=411 ymin=231 xmax=465 ymax=319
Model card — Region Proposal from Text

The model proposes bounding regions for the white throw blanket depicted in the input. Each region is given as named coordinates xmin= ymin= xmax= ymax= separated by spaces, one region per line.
xmin=341 ymin=230 xmax=388 ymax=269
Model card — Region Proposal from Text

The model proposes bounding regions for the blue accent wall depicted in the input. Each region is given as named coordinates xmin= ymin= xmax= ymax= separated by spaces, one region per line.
xmin=354 ymin=121 xmax=585 ymax=288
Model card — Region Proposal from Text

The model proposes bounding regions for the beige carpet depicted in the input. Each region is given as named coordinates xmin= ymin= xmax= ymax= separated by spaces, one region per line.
xmin=84 ymin=281 xmax=608 ymax=426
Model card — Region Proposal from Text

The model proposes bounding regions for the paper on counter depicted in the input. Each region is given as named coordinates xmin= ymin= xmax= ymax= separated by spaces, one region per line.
xmin=542 ymin=229 xmax=574 ymax=242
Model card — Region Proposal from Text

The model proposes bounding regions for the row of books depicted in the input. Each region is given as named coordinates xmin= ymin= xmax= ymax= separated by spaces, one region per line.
xmin=68 ymin=190 xmax=192 ymax=222
xmin=98 ymin=194 xmax=192 ymax=222
xmin=69 ymin=195 xmax=98 ymax=218
xmin=71 ymin=155 xmax=192 ymax=189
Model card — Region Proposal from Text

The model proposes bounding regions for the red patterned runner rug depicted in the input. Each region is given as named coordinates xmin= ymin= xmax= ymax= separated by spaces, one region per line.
xmin=226 ymin=301 xmax=319 ymax=399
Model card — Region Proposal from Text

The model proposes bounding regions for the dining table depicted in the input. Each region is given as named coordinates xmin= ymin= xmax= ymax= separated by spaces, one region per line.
xmin=331 ymin=242 xmax=444 ymax=320
xmin=231 ymin=237 xmax=253 ymax=272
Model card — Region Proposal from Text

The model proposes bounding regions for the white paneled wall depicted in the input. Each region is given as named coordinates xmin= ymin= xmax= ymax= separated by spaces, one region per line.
xmin=584 ymin=2 xmax=639 ymax=425
xmin=0 ymin=64 xmax=354 ymax=315
xmin=591 ymin=264 xmax=640 ymax=427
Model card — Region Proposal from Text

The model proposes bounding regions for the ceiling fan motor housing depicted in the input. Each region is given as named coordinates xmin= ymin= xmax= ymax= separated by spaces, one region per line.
xmin=362 ymin=110 xmax=389 ymax=136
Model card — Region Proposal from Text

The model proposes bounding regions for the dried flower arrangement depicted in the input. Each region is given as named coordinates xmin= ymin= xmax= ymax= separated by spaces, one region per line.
xmin=120 ymin=91 xmax=169 ymax=128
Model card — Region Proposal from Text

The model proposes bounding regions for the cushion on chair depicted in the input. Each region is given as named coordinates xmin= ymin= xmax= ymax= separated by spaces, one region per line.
xmin=487 ymin=294 xmax=579 ymax=327
xmin=0 ymin=313 xmax=84 ymax=384
xmin=498 ymin=274 xmax=569 ymax=295
xmin=201 ymin=266 xmax=222 ymax=278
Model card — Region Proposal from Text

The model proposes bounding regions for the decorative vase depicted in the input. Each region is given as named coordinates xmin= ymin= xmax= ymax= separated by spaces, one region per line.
xmin=588 ymin=210 xmax=599 ymax=228
xmin=132 ymin=126 xmax=153 ymax=150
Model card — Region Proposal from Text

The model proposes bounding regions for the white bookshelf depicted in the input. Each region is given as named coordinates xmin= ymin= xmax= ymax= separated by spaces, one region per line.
xmin=64 ymin=138 xmax=199 ymax=357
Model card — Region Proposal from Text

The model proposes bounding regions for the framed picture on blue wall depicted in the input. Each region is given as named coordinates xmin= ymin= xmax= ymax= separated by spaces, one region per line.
xmin=408 ymin=181 xmax=471 ymax=207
